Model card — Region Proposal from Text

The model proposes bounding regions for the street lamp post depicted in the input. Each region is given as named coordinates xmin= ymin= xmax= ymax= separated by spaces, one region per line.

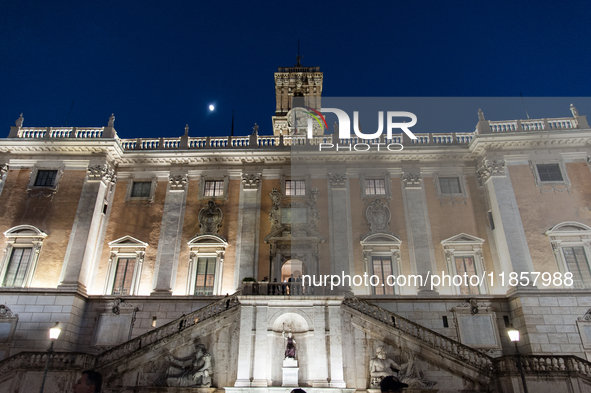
xmin=39 ymin=322 xmax=61 ymax=393
xmin=507 ymin=325 xmax=528 ymax=393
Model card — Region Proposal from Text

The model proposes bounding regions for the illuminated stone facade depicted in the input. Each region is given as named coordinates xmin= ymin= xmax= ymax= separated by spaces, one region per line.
xmin=1 ymin=64 xmax=591 ymax=392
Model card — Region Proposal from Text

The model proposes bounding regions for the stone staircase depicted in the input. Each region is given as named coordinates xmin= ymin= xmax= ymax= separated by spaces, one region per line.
xmin=343 ymin=296 xmax=591 ymax=390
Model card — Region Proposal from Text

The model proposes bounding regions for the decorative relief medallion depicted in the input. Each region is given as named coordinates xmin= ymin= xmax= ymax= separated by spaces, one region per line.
xmin=366 ymin=199 xmax=391 ymax=234
xmin=199 ymin=200 xmax=223 ymax=235
xmin=242 ymin=173 xmax=261 ymax=190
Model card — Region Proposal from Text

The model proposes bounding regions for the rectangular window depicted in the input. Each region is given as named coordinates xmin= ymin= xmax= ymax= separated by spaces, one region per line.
xmin=439 ymin=177 xmax=462 ymax=194
xmin=372 ymin=257 xmax=394 ymax=295
xmin=2 ymin=248 xmax=33 ymax=287
xmin=285 ymin=180 xmax=305 ymax=196
xmin=112 ymin=258 xmax=136 ymax=295
xmin=195 ymin=257 xmax=216 ymax=295
xmin=131 ymin=181 xmax=152 ymax=198
xmin=563 ymin=246 xmax=591 ymax=288
xmin=34 ymin=170 xmax=57 ymax=187
xmin=455 ymin=256 xmax=480 ymax=295
xmin=365 ymin=179 xmax=386 ymax=195
xmin=204 ymin=180 xmax=224 ymax=197
xmin=537 ymin=164 xmax=563 ymax=182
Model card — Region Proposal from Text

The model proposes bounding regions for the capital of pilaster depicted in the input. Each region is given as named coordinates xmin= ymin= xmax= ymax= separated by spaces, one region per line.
xmin=401 ymin=173 xmax=422 ymax=189
xmin=328 ymin=173 xmax=347 ymax=189
xmin=169 ymin=174 xmax=188 ymax=191
xmin=87 ymin=163 xmax=116 ymax=184
xmin=242 ymin=173 xmax=261 ymax=190
xmin=0 ymin=163 xmax=8 ymax=181
xmin=476 ymin=159 xmax=506 ymax=183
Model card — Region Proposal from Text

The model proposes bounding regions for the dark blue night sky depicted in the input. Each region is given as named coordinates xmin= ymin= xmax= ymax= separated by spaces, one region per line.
xmin=1 ymin=1 xmax=589 ymax=139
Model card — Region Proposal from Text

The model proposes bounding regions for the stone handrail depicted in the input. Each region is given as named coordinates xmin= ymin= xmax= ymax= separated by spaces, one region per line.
xmin=0 ymin=351 xmax=95 ymax=375
xmin=343 ymin=297 xmax=494 ymax=374
xmin=95 ymin=293 xmax=240 ymax=367
xmin=494 ymin=354 xmax=591 ymax=380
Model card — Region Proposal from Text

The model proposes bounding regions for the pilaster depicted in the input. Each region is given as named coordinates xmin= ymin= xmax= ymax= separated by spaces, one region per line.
xmin=327 ymin=173 xmax=354 ymax=283
xmin=151 ymin=173 xmax=188 ymax=295
xmin=478 ymin=160 xmax=535 ymax=288
xmin=328 ymin=304 xmax=346 ymax=388
xmin=234 ymin=305 xmax=255 ymax=387
xmin=252 ymin=305 xmax=269 ymax=386
xmin=233 ymin=173 xmax=262 ymax=289
xmin=400 ymin=172 xmax=438 ymax=294
xmin=58 ymin=163 xmax=116 ymax=292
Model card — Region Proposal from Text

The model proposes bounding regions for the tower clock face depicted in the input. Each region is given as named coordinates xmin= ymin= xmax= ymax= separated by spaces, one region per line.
xmin=287 ymin=107 xmax=311 ymax=135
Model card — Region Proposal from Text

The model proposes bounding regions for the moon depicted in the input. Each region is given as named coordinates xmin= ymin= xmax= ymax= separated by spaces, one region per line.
xmin=209 ymin=104 xmax=215 ymax=111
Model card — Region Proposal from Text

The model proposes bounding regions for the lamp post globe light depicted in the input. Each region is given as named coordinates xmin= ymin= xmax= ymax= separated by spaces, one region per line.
xmin=39 ymin=322 xmax=61 ymax=393
xmin=507 ymin=324 xmax=528 ymax=393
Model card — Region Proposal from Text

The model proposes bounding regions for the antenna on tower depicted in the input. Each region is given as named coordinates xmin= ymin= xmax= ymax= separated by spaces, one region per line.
xmin=231 ymin=110 xmax=234 ymax=137
xmin=296 ymin=38 xmax=303 ymax=66
xmin=64 ymin=100 xmax=75 ymax=127
xmin=519 ymin=92 xmax=530 ymax=120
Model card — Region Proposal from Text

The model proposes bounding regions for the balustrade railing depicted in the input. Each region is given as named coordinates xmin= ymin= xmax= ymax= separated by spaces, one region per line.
xmin=490 ymin=117 xmax=577 ymax=133
xmin=0 ymin=351 xmax=95 ymax=375
xmin=343 ymin=297 xmax=495 ymax=374
xmin=95 ymin=293 xmax=240 ymax=367
xmin=241 ymin=281 xmax=341 ymax=296
xmin=494 ymin=355 xmax=591 ymax=379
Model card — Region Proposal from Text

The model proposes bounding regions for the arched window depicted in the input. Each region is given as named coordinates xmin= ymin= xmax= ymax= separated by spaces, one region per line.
xmin=105 ymin=236 xmax=148 ymax=295
xmin=546 ymin=222 xmax=591 ymax=288
xmin=360 ymin=233 xmax=402 ymax=295
xmin=0 ymin=225 xmax=47 ymax=287
xmin=187 ymin=235 xmax=227 ymax=295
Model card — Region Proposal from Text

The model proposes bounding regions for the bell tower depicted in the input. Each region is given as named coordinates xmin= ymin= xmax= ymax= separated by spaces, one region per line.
xmin=272 ymin=55 xmax=323 ymax=136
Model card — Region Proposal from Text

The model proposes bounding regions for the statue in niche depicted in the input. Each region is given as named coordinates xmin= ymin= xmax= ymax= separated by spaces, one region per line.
xmin=199 ymin=200 xmax=223 ymax=235
xmin=398 ymin=350 xmax=437 ymax=389
xmin=283 ymin=330 xmax=297 ymax=359
xmin=369 ymin=345 xmax=401 ymax=388
xmin=366 ymin=199 xmax=390 ymax=234
xmin=157 ymin=342 xmax=213 ymax=387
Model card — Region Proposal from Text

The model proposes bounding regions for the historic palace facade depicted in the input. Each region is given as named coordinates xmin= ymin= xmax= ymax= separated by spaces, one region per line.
xmin=1 ymin=63 xmax=591 ymax=392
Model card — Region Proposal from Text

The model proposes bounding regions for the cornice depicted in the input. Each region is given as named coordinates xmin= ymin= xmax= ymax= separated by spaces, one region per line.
xmin=1 ymin=129 xmax=591 ymax=168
